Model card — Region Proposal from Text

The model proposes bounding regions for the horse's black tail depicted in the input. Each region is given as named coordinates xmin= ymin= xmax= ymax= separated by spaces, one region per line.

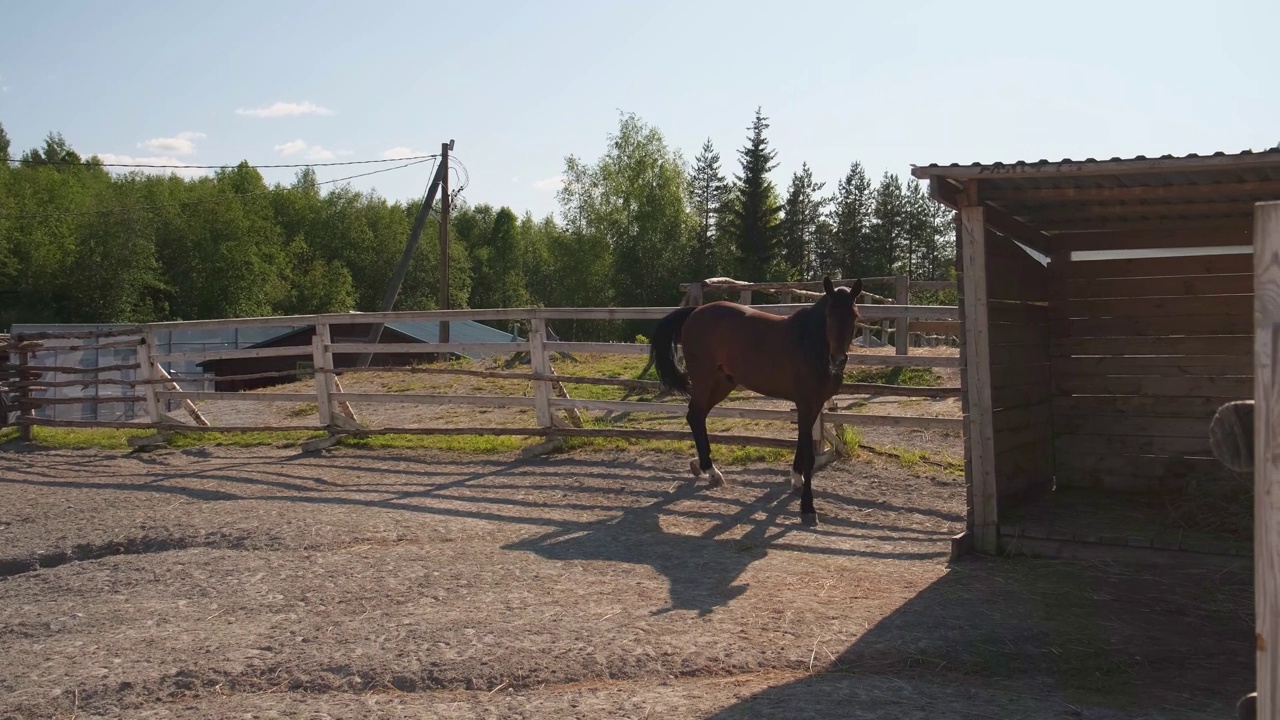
xmin=649 ymin=305 xmax=698 ymax=396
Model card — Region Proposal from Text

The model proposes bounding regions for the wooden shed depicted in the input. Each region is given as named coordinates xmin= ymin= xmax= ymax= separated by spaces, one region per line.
xmin=198 ymin=319 xmax=522 ymax=392
xmin=910 ymin=148 xmax=1280 ymax=565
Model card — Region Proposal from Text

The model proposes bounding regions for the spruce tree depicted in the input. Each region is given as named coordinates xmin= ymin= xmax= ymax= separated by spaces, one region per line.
xmin=778 ymin=162 xmax=827 ymax=280
xmin=687 ymin=137 xmax=730 ymax=280
xmin=829 ymin=161 xmax=874 ymax=279
xmin=869 ymin=171 xmax=908 ymax=278
xmin=725 ymin=107 xmax=782 ymax=281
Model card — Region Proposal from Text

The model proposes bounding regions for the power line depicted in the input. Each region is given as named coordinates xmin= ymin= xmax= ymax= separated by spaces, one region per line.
xmin=0 ymin=157 xmax=436 ymax=220
xmin=8 ymin=153 xmax=442 ymax=171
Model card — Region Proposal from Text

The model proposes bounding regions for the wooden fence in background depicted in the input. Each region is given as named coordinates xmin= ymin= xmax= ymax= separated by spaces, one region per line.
xmin=2 ymin=300 xmax=964 ymax=460
xmin=680 ymin=275 xmax=961 ymax=351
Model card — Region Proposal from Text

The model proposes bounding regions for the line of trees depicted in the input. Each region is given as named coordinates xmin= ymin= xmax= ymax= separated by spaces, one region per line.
xmin=0 ymin=111 xmax=955 ymax=341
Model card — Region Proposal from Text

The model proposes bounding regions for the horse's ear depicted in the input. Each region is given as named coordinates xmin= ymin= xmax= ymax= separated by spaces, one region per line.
xmin=823 ymin=276 xmax=835 ymax=296
xmin=850 ymin=278 xmax=863 ymax=300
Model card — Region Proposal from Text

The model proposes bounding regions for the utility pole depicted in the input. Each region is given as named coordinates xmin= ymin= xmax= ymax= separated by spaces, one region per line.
xmin=438 ymin=140 xmax=452 ymax=346
xmin=355 ymin=140 xmax=453 ymax=368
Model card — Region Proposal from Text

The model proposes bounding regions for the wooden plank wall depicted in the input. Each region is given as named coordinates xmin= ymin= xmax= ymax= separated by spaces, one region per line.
xmin=1048 ymin=225 xmax=1254 ymax=493
xmin=985 ymin=232 xmax=1054 ymax=508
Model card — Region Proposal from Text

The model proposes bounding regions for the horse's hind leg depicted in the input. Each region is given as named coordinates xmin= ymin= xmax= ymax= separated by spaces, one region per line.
xmin=686 ymin=372 xmax=735 ymax=486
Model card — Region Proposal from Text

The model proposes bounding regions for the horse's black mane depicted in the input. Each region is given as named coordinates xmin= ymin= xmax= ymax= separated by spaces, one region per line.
xmin=792 ymin=294 xmax=831 ymax=367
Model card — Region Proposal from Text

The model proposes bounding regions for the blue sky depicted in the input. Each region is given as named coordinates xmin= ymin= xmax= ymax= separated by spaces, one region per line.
xmin=2 ymin=0 xmax=1276 ymax=221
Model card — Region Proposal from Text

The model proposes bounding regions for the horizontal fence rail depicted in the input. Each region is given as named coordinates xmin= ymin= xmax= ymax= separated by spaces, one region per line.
xmin=3 ymin=297 xmax=964 ymax=452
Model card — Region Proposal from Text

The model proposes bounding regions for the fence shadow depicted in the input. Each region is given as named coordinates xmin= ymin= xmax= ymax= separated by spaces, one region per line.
xmin=698 ymin=554 xmax=1255 ymax=719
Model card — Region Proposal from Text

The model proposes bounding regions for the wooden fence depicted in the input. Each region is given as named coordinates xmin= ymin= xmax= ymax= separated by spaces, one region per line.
xmin=2 ymin=301 xmax=964 ymax=459
xmin=680 ymin=275 xmax=961 ymax=351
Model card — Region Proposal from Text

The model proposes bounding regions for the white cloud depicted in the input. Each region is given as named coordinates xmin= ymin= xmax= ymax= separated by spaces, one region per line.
xmin=93 ymin=152 xmax=207 ymax=179
xmin=138 ymin=131 xmax=205 ymax=156
xmin=532 ymin=174 xmax=565 ymax=192
xmin=381 ymin=146 xmax=428 ymax=160
xmin=235 ymin=101 xmax=333 ymax=118
xmin=273 ymin=138 xmax=337 ymax=161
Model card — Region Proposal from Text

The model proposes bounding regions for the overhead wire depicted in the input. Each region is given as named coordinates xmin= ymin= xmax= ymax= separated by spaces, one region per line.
xmin=8 ymin=153 xmax=442 ymax=170
xmin=0 ymin=157 xmax=437 ymax=220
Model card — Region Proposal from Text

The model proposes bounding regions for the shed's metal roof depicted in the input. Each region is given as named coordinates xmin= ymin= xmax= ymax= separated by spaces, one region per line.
xmin=911 ymin=147 xmax=1280 ymax=235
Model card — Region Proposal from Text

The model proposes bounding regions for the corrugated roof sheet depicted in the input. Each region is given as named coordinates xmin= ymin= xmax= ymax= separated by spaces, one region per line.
xmin=911 ymin=146 xmax=1280 ymax=177
xmin=386 ymin=319 xmax=521 ymax=347
xmin=912 ymin=147 xmax=1280 ymax=235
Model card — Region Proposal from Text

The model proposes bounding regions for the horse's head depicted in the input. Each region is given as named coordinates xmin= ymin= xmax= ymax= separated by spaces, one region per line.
xmin=822 ymin=276 xmax=863 ymax=374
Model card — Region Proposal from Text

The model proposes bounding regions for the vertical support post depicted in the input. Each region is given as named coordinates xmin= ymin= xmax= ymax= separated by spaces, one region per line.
xmin=1253 ymin=200 xmax=1280 ymax=720
xmin=779 ymin=290 xmax=793 ymax=305
xmin=529 ymin=319 xmax=553 ymax=429
xmin=895 ymin=275 xmax=910 ymax=355
xmin=313 ymin=322 xmax=334 ymax=428
xmin=359 ymin=149 xmax=450 ymax=368
xmin=688 ymin=282 xmax=704 ymax=306
xmin=136 ymin=333 xmax=161 ymax=425
xmin=15 ymin=350 xmax=32 ymax=441
xmin=438 ymin=141 xmax=452 ymax=346
xmin=738 ymin=289 xmax=752 ymax=306
xmin=960 ymin=203 xmax=998 ymax=555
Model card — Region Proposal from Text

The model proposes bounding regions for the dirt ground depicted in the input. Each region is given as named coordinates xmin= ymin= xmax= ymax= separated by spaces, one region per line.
xmin=0 ymin=436 xmax=1256 ymax=720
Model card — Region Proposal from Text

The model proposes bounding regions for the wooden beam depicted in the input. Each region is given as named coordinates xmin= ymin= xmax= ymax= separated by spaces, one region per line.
xmin=1041 ymin=216 xmax=1256 ymax=233
xmin=960 ymin=204 xmax=998 ymax=555
xmin=1253 ymin=199 xmax=1280 ymax=720
xmin=931 ymin=178 xmax=1052 ymax=257
xmin=983 ymin=179 xmax=1280 ymax=204
xmin=1018 ymin=200 xmax=1260 ymax=222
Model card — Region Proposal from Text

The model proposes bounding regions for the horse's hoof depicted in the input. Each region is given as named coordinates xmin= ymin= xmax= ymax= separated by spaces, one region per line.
xmin=708 ymin=465 xmax=726 ymax=487
xmin=800 ymin=512 xmax=819 ymax=527
xmin=689 ymin=458 xmax=703 ymax=477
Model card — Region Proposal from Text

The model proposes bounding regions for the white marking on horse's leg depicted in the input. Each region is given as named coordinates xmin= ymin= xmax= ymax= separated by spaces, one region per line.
xmin=708 ymin=464 xmax=725 ymax=486
xmin=689 ymin=458 xmax=703 ymax=477
xmin=790 ymin=470 xmax=804 ymax=492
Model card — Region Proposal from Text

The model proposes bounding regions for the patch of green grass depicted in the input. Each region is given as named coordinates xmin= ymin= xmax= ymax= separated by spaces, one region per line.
xmin=845 ymin=366 xmax=941 ymax=387
xmin=836 ymin=425 xmax=862 ymax=456
xmin=339 ymin=433 xmax=535 ymax=453
xmin=0 ymin=426 xmax=325 ymax=451
xmin=168 ymin=430 xmax=325 ymax=448
xmin=4 ymin=426 xmax=151 ymax=449
xmin=893 ymin=447 xmax=926 ymax=467
xmin=285 ymin=402 xmax=318 ymax=418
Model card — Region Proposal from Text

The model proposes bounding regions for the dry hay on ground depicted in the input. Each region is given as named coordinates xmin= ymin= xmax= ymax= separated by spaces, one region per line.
xmin=0 ymin=440 xmax=1255 ymax=719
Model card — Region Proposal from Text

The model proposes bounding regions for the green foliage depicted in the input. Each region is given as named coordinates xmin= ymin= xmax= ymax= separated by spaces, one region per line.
xmin=777 ymin=162 xmax=828 ymax=281
xmin=845 ymin=365 xmax=942 ymax=387
xmin=0 ymin=113 xmax=958 ymax=342
xmin=723 ymin=107 xmax=782 ymax=281
xmin=686 ymin=137 xmax=732 ymax=281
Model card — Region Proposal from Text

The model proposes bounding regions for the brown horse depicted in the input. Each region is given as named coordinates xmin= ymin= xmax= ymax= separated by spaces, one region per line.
xmin=649 ymin=276 xmax=863 ymax=526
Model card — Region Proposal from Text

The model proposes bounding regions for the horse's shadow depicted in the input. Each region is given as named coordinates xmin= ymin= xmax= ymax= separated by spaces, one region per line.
xmin=502 ymin=481 xmax=795 ymax=617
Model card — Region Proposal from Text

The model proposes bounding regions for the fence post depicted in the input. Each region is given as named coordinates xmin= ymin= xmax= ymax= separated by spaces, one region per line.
xmin=688 ymin=282 xmax=704 ymax=306
xmin=312 ymin=322 xmax=334 ymax=427
xmin=15 ymin=350 xmax=32 ymax=441
xmin=136 ymin=333 xmax=161 ymax=425
xmin=738 ymin=289 xmax=753 ymax=306
xmin=529 ymin=319 xmax=553 ymax=428
xmin=895 ymin=275 xmax=910 ymax=355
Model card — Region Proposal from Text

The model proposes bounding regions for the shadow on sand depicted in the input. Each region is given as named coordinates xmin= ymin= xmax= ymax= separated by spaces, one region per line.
xmin=699 ymin=552 xmax=1254 ymax=719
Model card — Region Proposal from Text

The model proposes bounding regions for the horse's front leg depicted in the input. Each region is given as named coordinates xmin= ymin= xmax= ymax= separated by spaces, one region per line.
xmin=795 ymin=403 xmax=820 ymax=526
